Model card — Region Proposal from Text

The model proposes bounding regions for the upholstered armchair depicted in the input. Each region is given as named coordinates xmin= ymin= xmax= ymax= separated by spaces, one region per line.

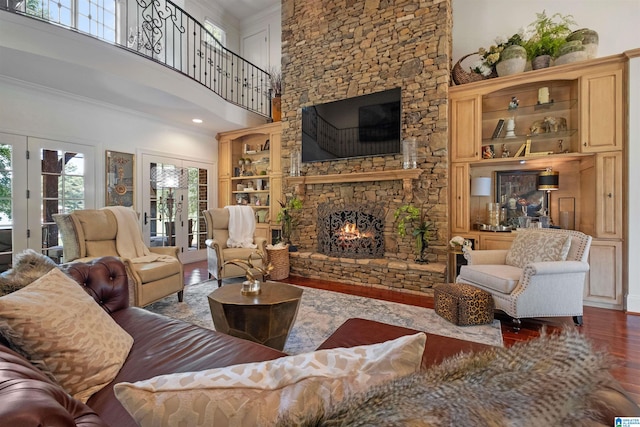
xmin=456 ymin=228 xmax=592 ymax=331
xmin=53 ymin=207 xmax=184 ymax=307
xmin=202 ymin=207 xmax=267 ymax=286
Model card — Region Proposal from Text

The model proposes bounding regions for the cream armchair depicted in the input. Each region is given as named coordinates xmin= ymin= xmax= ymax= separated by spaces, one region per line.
xmin=202 ymin=208 xmax=267 ymax=286
xmin=53 ymin=208 xmax=184 ymax=307
xmin=456 ymin=228 xmax=592 ymax=331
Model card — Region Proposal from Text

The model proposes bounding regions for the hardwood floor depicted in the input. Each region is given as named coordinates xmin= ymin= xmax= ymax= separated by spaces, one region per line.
xmin=184 ymin=260 xmax=640 ymax=403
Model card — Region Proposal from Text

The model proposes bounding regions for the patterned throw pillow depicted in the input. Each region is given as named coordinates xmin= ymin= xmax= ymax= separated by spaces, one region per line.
xmin=114 ymin=332 xmax=426 ymax=427
xmin=506 ymin=231 xmax=572 ymax=268
xmin=0 ymin=249 xmax=58 ymax=297
xmin=0 ymin=268 xmax=134 ymax=403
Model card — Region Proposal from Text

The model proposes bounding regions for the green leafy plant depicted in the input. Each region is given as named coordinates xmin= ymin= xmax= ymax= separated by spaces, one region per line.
xmin=277 ymin=196 xmax=302 ymax=244
xmin=394 ymin=202 xmax=435 ymax=262
xmin=523 ymin=10 xmax=576 ymax=60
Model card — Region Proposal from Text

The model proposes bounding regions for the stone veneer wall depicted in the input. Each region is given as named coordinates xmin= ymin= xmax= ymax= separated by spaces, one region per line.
xmin=280 ymin=0 xmax=452 ymax=291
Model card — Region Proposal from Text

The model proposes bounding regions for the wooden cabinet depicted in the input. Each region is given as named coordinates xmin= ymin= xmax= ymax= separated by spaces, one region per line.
xmin=217 ymin=122 xmax=283 ymax=242
xmin=595 ymin=152 xmax=623 ymax=238
xmin=584 ymin=239 xmax=623 ymax=309
xmin=450 ymin=163 xmax=470 ymax=233
xmin=450 ymin=95 xmax=481 ymax=162
xmin=449 ymin=54 xmax=627 ymax=310
xmin=479 ymin=233 xmax=514 ymax=250
xmin=580 ymin=65 xmax=624 ymax=153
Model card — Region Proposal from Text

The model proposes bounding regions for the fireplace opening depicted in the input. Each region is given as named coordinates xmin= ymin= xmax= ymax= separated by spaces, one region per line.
xmin=317 ymin=202 xmax=384 ymax=258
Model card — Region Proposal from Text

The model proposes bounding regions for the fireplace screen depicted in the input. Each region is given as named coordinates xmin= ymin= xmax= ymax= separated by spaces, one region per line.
xmin=317 ymin=202 xmax=385 ymax=259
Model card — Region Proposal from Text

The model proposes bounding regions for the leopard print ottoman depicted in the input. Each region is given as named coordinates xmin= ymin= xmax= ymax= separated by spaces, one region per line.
xmin=434 ymin=283 xmax=494 ymax=326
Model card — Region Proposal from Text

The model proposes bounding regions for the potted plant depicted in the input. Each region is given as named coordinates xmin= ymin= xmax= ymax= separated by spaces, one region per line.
xmin=277 ymin=195 xmax=303 ymax=251
xmin=523 ymin=10 xmax=576 ymax=69
xmin=394 ymin=202 xmax=435 ymax=263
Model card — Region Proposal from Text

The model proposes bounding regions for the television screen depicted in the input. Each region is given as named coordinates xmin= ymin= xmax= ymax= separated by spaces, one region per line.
xmin=301 ymin=88 xmax=401 ymax=163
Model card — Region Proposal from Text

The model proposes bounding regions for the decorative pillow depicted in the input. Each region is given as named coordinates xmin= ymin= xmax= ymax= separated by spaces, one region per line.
xmin=114 ymin=332 xmax=426 ymax=427
xmin=0 ymin=249 xmax=58 ymax=297
xmin=505 ymin=231 xmax=571 ymax=268
xmin=53 ymin=213 xmax=82 ymax=261
xmin=0 ymin=268 xmax=134 ymax=403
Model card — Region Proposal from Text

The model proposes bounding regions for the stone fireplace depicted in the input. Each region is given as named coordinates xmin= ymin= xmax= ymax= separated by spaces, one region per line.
xmin=317 ymin=202 xmax=385 ymax=259
xmin=280 ymin=0 xmax=451 ymax=293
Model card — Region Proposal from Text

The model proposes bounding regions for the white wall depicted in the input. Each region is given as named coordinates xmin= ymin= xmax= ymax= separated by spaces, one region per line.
xmin=452 ymin=0 xmax=640 ymax=64
xmin=0 ymin=77 xmax=216 ymax=209
xmin=453 ymin=0 xmax=640 ymax=313
xmin=627 ymin=55 xmax=640 ymax=313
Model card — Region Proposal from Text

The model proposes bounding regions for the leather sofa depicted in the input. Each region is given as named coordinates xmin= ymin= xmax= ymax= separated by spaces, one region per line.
xmin=0 ymin=257 xmax=637 ymax=426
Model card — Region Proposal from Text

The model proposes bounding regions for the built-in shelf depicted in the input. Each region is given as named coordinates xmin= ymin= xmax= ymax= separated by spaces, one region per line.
xmin=287 ymin=169 xmax=423 ymax=201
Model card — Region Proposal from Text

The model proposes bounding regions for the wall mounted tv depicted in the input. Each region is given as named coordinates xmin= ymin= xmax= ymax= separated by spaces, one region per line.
xmin=301 ymin=87 xmax=401 ymax=163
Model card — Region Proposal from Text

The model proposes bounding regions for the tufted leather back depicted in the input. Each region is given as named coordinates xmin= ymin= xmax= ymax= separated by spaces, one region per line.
xmin=60 ymin=256 xmax=129 ymax=314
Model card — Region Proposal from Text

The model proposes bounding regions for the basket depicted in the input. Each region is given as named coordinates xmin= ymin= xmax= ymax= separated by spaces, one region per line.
xmin=266 ymin=246 xmax=290 ymax=280
xmin=451 ymin=52 xmax=497 ymax=85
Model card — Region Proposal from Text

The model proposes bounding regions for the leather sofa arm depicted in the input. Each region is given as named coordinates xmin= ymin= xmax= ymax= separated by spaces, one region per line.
xmin=60 ymin=256 xmax=129 ymax=315
xmin=464 ymin=249 xmax=508 ymax=265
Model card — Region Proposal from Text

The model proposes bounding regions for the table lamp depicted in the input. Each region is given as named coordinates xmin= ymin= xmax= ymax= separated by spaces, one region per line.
xmin=470 ymin=177 xmax=492 ymax=227
xmin=538 ymin=167 xmax=559 ymax=223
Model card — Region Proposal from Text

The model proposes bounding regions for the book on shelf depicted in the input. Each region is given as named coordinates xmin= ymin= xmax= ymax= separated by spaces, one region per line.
xmin=491 ymin=119 xmax=505 ymax=139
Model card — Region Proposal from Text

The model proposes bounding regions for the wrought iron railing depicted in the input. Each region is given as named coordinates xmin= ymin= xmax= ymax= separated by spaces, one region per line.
xmin=0 ymin=0 xmax=272 ymax=118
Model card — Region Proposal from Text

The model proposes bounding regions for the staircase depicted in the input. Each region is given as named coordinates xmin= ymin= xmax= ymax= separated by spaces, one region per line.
xmin=0 ymin=0 xmax=272 ymax=119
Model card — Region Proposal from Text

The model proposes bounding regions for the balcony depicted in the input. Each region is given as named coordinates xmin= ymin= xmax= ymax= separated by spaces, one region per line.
xmin=0 ymin=0 xmax=273 ymax=133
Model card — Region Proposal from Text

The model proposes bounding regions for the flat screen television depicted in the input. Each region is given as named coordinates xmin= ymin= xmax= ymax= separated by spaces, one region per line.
xmin=301 ymin=87 xmax=401 ymax=163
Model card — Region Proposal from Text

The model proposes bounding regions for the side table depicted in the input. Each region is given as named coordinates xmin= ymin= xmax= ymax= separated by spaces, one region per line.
xmin=207 ymin=281 xmax=303 ymax=350
xmin=266 ymin=246 xmax=290 ymax=280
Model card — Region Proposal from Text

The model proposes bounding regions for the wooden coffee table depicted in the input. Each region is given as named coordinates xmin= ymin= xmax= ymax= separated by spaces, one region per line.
xmin=207 ymin=281 xmax=303 ymax=350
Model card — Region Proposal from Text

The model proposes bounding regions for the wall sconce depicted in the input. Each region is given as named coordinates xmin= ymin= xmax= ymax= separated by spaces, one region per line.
xmin=538 ymin=168 xmax=559 ymax=221
xmin=470 ymin=176 xmax=492 ymax=227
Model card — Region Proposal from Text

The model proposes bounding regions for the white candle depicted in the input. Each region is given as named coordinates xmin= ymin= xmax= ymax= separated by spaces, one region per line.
xmin=538 ymin=87 xmax=550 ymax=104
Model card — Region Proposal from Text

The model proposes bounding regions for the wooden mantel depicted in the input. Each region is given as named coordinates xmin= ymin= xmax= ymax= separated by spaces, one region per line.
xmin=287 ymin=169 xmax=423 ymax=201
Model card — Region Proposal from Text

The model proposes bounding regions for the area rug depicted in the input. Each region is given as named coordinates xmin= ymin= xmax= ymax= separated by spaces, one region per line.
xmin=145 ymin=280 xmax=503 ymax=354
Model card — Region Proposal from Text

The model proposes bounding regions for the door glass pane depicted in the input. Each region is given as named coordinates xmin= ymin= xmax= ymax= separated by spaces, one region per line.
xmin=185 ymin=166 xmax=208 ymax=251
xmin=0 ymin=144 xmax=13 ymax=273
xmin=150 ymin=163 xmax=186 ymax=247
xmin=41 ymin=149 xmax=86 ymax=264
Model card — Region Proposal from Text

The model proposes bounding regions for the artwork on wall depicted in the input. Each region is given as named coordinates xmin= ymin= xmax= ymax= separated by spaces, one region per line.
xmin=495 ymin=170 xmax=548 ymax=227
xmin=106 ymin=150 xmax=135 ymax=208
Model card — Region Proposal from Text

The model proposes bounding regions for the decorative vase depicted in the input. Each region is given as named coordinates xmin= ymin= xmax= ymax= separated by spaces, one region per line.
xmin=567 ymin=28 xmax=599 ymax=59
xmin=271 ymin=96 xmax=282 ymax=122
xmin=496 ymin=45 xmax=527 ymax=77
xmin=414 ymin=231 xmax=428 ymax=264
xmin=531 ymin=55 xmax=551 ymax=70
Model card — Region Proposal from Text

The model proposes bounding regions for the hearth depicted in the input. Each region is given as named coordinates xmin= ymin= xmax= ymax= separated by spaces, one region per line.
xmin=317 ymin=202 xmax=384 ymax=258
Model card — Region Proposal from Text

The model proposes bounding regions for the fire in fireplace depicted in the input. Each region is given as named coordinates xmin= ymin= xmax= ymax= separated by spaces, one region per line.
xmin=317 ymin=202 xmax=385 ymax=258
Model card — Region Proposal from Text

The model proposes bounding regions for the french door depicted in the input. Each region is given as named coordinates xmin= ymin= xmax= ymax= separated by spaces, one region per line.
xmin=141 ymin=153 xmax=212 ymax=264
xmin=0 ymin=132 xmax=95 ymax=271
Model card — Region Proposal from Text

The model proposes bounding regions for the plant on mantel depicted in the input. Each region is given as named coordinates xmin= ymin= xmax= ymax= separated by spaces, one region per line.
xmin=394 ymin=201 xmax=435 ymax=264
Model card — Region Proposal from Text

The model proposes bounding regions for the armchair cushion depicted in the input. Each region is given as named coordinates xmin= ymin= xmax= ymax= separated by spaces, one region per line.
xmin=505 ymin=230 xmax=571 ymax=268
xmin=458 ymin=264 xmax=522 ymax=294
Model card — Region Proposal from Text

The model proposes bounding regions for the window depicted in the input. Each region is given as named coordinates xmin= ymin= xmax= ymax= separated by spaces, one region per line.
xmin=204 ymin=19 xmax=226 ymax=47
xmin=25 ymin=0 xmax=116 ymax=43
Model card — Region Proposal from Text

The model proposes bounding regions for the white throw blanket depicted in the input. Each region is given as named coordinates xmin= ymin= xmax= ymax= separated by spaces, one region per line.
xmin=103 ymin=206 xmax=175 ymax=263
xmin=225 ymin=205 xmax=257 ymax=248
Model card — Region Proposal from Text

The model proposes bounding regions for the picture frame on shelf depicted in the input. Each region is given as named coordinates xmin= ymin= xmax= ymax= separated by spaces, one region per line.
xmin=495 ymin=170 xmax=548 ymax=227
xmin=105 ymin=150 xmax=135 ymax=208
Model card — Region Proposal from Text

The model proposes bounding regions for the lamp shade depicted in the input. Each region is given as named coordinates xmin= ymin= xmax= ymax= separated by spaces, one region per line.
xmin=538 ymin=169 xmax=559 ymax=191
xmin=470 ymin=177 xmax=491 ymax=196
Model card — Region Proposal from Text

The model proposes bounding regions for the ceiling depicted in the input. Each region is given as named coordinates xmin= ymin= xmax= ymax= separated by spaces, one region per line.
xmin=209 ymin=0 xmax=280 ymax=22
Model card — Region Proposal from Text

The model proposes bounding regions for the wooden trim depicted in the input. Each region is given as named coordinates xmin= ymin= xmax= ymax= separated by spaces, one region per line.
xmin=287 ymin=169 xmax=423 ymax=201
